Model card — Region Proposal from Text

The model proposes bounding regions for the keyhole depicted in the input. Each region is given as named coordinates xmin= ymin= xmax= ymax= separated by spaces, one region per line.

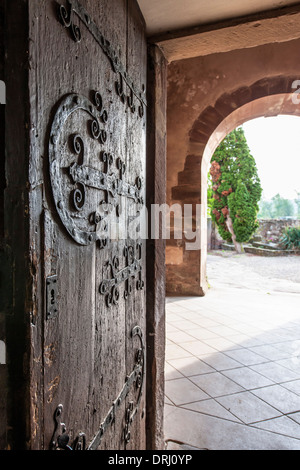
xmin=51 ymin=289 xmax=55 ymax=305
xmin=46 ymin=276 xmax=58 ymax=320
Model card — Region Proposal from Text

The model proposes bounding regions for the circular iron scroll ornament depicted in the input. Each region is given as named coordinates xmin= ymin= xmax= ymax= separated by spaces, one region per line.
xmin=48 ymin=92 xmax=144 ymax=246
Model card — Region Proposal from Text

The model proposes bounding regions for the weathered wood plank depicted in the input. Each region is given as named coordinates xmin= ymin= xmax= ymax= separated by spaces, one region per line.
xmin=124 ymin=0 xmax=147 ymax=450
xmin=27 ymin=0 xmax=147 ymax=450
xmin=3 ymin=0 xmax=149 ymax=450
xmin=0 ymin=0 xmax=6 ymax=450
xmin=4 ymin=0 xmax=32 ymax=450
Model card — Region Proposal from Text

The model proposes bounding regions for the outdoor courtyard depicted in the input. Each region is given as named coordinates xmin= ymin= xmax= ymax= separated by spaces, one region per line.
xmin=164 ymin=251 xmax=300 ymax=450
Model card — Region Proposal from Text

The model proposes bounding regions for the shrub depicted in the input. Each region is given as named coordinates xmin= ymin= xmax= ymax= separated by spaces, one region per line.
xmin=280 ymin=226 xmax=300 ymax=251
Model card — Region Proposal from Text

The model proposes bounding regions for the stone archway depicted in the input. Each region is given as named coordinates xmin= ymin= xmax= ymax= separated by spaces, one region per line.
xmin=166 ymin=75 xmax=300 ymax=296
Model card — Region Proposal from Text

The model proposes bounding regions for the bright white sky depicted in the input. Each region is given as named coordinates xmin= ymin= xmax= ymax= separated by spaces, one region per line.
xmin=242 ymin=116 xmax=300 ymax=201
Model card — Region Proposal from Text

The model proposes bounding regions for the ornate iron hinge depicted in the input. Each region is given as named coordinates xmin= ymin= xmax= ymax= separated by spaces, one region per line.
xmin=99 ymin=242 xmax=144 ymax=308
xmin=48 ymin=91 xmax=144 ymax=247
xmin=50 ymin=404 xmax=86 ymax=450
xmin=50 ymin=325 xmax=145 ymax=450
xmin=57 ymin=0 xmax=146 ymax=118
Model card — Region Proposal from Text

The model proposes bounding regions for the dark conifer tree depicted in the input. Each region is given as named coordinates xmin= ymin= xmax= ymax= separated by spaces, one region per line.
xmin=209 ymin=127 xmax=262 ymax=253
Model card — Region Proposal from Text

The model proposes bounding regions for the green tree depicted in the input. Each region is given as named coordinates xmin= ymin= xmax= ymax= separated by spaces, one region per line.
xmin=294 ymin=191 xmax=300 ymax=219
xmin=258 ymin=197 xmax=273 ymax=219
xmin=258 ymin=194 xmax=296 ymax=219
xmin=271 ymin=194 xmax=294 ymax=218
xmin=209 ymin=127 xmax=262 ymax=253
xmin=207 ymin=172 xmax=214 ymax=216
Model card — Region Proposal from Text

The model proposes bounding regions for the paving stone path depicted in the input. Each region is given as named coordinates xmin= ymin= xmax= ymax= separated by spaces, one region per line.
xmin=165 ymin=252 xmax=300 ymax=450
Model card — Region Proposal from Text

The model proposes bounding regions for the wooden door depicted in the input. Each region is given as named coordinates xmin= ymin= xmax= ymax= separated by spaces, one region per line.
xmin=18 ymin=0 xmax=147 ymax=450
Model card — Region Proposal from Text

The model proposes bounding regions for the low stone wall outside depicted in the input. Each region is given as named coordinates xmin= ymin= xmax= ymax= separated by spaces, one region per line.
xmin=208 ymin=218 xmax=300 ymax=249
xmin=256 ymin=219 xmax=299 ymax=244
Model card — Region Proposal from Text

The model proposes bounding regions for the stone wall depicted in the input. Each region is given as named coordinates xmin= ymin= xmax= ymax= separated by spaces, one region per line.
xmin=256 ymin=219 xmax=299 ymax=244
xmin=207 ymin=218 xmax=300 ymax=249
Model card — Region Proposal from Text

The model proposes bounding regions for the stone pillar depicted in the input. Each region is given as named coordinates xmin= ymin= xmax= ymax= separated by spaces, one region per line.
xmin=166 ymin=154 xmax=208 ymax=296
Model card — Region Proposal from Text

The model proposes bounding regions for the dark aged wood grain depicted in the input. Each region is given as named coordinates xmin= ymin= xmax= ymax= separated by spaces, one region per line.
xmin=4 ymin=0 xmax=32 ymax=450
xmin=0 ymin=0 xmax=6 ymax=450
xmin=124 ymin=0 xmax=147 ymax=450
xmin=3 ymin=0 xmax=151 ymax=450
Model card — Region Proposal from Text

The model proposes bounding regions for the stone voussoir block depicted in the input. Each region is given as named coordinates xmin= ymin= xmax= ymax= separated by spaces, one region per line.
xmin=178 ymin=170 xmax=201 ymax=185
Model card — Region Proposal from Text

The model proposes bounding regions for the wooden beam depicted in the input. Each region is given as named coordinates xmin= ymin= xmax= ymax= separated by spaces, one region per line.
xmin=149 ymin=3 xmax=300 ymax=62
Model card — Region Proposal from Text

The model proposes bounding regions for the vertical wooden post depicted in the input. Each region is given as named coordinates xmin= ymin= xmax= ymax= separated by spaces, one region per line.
xmin=146 ymin=44 xmax=167 ymax=450
xmin=0 ymin=0 xmax=6 ymax=448
xmin=3 ymin=0 xmax=32 ymax=450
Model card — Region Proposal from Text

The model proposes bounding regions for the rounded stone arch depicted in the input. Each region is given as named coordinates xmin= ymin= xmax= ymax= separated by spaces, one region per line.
xmin=166 ymin=75 xmax=300 ymax=296
xmin=189 ymin=75 xmax=299 ymax=150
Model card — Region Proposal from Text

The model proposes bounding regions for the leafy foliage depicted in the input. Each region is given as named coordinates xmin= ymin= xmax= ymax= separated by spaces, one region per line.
xmin=209 ymin=127 xmax=262 ymax=245
xmin=207 ymin=172 xmax=214 ymax=216
xmin=294 ymin=192 xmax=300 ymax=219
xmin=229 ymin=181 xmax=259 ymax=243
xmin=258 ymin=194 xmax=295 ymax=219
xmin=280 ymin=226 xmax=300 ymax=250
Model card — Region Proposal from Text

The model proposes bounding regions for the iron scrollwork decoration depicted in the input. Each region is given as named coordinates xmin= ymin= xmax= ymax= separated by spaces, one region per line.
xmin=99 ymin=242 xmax=144 ymax=308
xmin=57 ymin=0 xmax=146 ymax=118
xmin=89 ymin=325 xmax=145 ymax=449
xmin=50 ymin=326 xmax=145 ymax=450
xmin=50 ymin=404 xmax=86 ymax=450
xmin=48 ymin=91 xmax=144 ymax=247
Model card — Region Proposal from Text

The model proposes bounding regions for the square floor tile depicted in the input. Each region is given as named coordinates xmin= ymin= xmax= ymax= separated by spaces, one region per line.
xmin=200 ymin=352 xmax=243 ymax=371
xmin=275 ymin=340 xmax=300 ymax=356
xmin=190 ymin=317 xmax=221 ymax=328
xmin=227 ymin=334 xmax=262 ymax=348
xmin=167 ymin=356 xmax=215 ymax=377
xmin=182 ymin=398 xmax=243 ymax=423
xmin=190 ymin=372 xmax=244 ymax=397
xmin=252 ymin=384 xmax=300 ymax=414
xmin=222 ymin=367 xmax=274 ymax=390
xmin=165 ymin=344 xmax=192 ymax=360
xmin=287 ymin=411 xmax=300 ymax=424
xmin=250 ymin=362 xmax=299 ymax=383
xmin=229 ymin=324 xmax=262 ymax=335
xmin=165 ymin=396 xmax=173 ymax=406
xmin=281 ymin=380 xmax=300 ymax=395
xmin=167 ymin=330 xmax=198 ymax=343
xmin=249 ymin=344 xmax=290 ymax=361
xmin=167 ymin=312 xmax=185 ymax=322
xmin=165 ymin=401 xmax=300 ymax=450
xmin=251 ymin=416 xmax=300 ymax=440
xmin=180 ymin=341 xmax=217 ymax=356
xmin=166 ymin=304 xmax=191 ymax=314
xmin=178 ymin=311 xmax=206 ymax=321
xmin=202 ymin=337 xmax=239 ymax=352
xmin=164 ymin=292 xmax=300 ymax=450
xmin=224 ymin=348 xmax=268 ymax=366
xmin=165 ymin=362 xmax=184 ymax=380
xmin=168 ymin=320 xmax=201 ymax=331
xmin=256 ymin=333 xmax=286 ymax=345
xmin=165 ymin=378 xmax=210 ymax=405
xmin=188 ymin=328 xmax=219 ymax=340
xmin=216 ymin=391 xmax=282 ymax=424
xmin=207 ymin=325 xmax=240 ymax=337
xmin=276 ymin=357 xmax=300 ymax=372
xmin=166 ymin=324 xmax=180 ymax=333
xmin=164 ymin=403 xmax=177 ymax=421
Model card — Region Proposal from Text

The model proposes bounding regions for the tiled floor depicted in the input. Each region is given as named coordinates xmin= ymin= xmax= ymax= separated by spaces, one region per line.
xmin=164 ymin=253 xmax=300 ymax=450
